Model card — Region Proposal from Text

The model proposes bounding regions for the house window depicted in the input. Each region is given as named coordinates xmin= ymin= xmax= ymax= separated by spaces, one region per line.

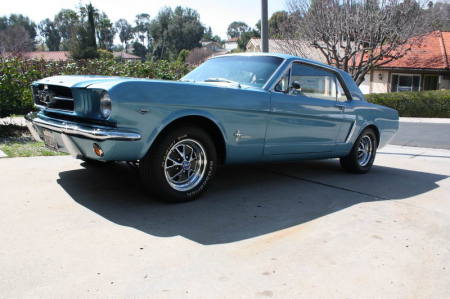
xmin=423 ymin=75 xmax=439 ymax=90
xmin=391 ymin=74 xmax=420 ymax=92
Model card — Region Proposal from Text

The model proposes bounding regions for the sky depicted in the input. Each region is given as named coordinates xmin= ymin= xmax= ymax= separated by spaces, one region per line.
xmin=2 ymin=0 xmax=288 ymax=40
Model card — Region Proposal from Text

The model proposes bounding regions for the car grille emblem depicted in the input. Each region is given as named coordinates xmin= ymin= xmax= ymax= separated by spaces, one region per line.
xmin=38 ymin=89 xmax=54 ymax=104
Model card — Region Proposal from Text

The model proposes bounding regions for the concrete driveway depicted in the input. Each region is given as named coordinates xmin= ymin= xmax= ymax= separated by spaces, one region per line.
xmin=1 ymin=145 xmax=449 ymax=298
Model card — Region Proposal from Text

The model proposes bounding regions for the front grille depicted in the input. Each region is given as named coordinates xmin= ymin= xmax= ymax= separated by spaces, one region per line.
xmin=32 ymin=84 xmax=74 ymax=111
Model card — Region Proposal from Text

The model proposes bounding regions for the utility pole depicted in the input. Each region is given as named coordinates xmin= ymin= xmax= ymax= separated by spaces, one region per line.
xmin=261 ymin=0 xmax=269 ymax=52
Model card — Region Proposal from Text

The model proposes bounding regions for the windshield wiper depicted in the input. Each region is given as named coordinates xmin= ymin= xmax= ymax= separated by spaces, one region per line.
xmin=204 ymin=78 xmax=241 ymax=88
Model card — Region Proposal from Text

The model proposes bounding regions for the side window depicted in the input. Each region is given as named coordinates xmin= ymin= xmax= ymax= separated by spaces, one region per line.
xmin=336 ymin=79 xmax=350 ymax=102
xmin=290 ymin=63 xmax=338 ymax=101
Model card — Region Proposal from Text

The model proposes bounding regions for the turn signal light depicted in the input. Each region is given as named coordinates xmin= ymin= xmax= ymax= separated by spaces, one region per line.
xmin=93 ymin=143 xmax=104 ymax=157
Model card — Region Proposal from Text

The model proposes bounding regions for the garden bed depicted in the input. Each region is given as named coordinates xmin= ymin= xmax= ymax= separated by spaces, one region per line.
xmin=0 ymin=124 xmax=66 ymax=158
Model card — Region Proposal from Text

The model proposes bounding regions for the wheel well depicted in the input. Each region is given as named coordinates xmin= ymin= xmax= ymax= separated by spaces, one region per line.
xmin=365 ymin=124 xmax=380 ymax=146
xmin=151 ymin=116 xmax=227 ymax=164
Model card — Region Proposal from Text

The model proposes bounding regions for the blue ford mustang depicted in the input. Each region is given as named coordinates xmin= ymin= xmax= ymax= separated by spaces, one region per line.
xmin=26 ymin=53 xmax=398 ymax=202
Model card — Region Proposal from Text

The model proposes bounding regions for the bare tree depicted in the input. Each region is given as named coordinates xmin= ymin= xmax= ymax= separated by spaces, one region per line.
xmin=279 ymin=0 xmax=425 ymax=85
xmin=0 ymin=25 xmax=33 ymax=55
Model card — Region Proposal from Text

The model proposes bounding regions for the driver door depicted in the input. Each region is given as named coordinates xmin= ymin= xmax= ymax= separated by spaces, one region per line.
xmin=264 ymin=62 xmax=345 ymax=155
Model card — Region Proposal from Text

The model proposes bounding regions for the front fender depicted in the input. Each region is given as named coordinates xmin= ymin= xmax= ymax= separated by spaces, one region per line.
xmin=138 ymin=109 xmax=228 ymax=159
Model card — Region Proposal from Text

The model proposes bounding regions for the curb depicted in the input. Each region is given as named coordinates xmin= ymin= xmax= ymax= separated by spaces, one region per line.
xmin=399 ymin=117 xmax=450 ymax=124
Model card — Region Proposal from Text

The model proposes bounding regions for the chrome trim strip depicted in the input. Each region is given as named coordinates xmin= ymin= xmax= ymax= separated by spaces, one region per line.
xmin=345 ymin=120 xmax=357 ymax=143
xmin=25 ymin=113 xmax=141 ymax=141
xmin=52 ymin=96 xmax=74 ymax=101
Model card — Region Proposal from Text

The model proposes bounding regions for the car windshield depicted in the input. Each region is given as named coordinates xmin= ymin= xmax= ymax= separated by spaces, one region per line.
xmin=181 ymin=56 xmax=284 ymax=88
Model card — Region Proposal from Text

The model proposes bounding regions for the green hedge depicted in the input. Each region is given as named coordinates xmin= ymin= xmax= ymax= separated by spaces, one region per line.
xmin=0 ymin=57 xmax=191 ymax=118
xmin=366 ymin=90 xmax=450 ymax=118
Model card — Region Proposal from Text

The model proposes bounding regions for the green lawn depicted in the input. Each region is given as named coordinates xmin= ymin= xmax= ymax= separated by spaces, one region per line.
xmin=0 ymin=141 xmax=68 ymax=158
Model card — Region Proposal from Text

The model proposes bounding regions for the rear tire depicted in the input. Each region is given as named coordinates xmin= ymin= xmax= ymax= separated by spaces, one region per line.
xmin=340 ymin=128 xmax=378 ymax=174
xmin=139 ymin=125 xmax=217 ymax=202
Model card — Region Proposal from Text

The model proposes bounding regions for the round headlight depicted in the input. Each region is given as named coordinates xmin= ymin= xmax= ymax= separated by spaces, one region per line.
xmin=100 ymin=92 xmax=112 ymax=119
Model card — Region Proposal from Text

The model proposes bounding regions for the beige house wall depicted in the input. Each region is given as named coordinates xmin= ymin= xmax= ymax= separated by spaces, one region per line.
xmin=362 ymin=70 xmax=450 ymax=94
xmin=225 ymin=42 xmax=238 ymax=51
xmin=371 ymin=70 xmax=390 ymax=93
xmin=359 ymin=70 xmax=390 ymax=94
xmin=359 ymin=74 xmax=371 ymax=94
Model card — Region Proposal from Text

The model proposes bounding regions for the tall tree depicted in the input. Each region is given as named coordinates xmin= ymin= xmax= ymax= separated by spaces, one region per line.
xmin=0 ymin=17 xmax=7 ymax=30
xmin=38 ymin=18 xmax=61 ymax=51
xmin=96 ymin=13 xmax=115 ymax=50
xmin=132 ymin=41 xmax=147 ymax=59
xmin=269 ymin=11 xmax=289 ymax=37
xmin=135 ymin=13 xmax=151 ymax=46
xmin=6 ymin=14 xmax=37 ymax=40
xmin=115 ymin=19 xmax=134 ymax=52
xmin=86 ymin=4 xmax=97 ymax=51
xmin=54 ymin=9 xmax=79 ymax=50
xmin=149 ymin=7 xmax=173 ymax=59
xmin=281 ymin=0 xmax=425 ymax=85
xmin=70 ymin=3 xmax=98 ymax=59
xmin=168 ymin=7 xmax=204 ymax=54
xmin=203 ymin=26 xmax=213 ymax=41
xmin=150 ymin=6 xmax=204 ymax=60
xmin=227 ymin=21 xmax=250 ymax=38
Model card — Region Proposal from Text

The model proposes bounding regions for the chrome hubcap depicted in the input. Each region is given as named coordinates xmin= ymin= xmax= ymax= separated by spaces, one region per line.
xmin=357 ymin=135 xmax=374 ymax=167
xmin=164 ymin=139 xmax=208 ymax=192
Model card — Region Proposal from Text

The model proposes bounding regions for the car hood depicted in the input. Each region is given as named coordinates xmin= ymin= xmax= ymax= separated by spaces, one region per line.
xmin=33 ymin=75 xmax=131 ymax=88
xmin=34 ymin=75 xmax=264 ymax=93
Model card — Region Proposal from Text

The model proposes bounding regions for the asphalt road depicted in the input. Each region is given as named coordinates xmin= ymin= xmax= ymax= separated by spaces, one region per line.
xmin=390 ymin=121 xmax=450 ymax=149
xmin=1 ymin=145 xmax=449 ymax=298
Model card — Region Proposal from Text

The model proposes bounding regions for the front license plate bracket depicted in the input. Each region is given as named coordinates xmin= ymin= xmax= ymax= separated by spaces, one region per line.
xmin=43 ymin=129 xmax=59 ymax=151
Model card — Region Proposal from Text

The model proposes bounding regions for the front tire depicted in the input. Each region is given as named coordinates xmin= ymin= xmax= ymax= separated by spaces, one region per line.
xmin=139 ymin=125 xmax=217 ymax=202
xmin=340 ymin=128 xmax=378 ymax=174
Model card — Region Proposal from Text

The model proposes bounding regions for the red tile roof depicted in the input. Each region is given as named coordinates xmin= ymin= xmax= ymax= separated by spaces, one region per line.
xmin=0 ymin=51 xmax=70 ymax=61
xmin=380 ymin=31 xmax=450 ymax=70
xmin=2 ymin=51 xmax=142 ymax=61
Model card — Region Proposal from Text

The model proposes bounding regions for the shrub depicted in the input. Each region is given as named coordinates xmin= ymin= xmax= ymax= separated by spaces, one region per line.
xmin=366 ymin=90 xmax=450 ymax=118
xmin=0 ymin=57 xmax=191 ymax=118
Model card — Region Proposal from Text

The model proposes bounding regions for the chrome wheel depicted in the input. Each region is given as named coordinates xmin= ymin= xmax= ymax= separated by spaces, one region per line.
xmin=164 ymin=139 xmax=208 ymax=192
xmin=357 ymin=135 xmax=374 ymax=167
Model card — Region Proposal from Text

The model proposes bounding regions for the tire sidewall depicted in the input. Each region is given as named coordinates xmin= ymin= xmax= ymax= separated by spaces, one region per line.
xmin=352 ymin=129 xmax=378 ymax=172
xmin=147 ymin=126 xmax=217 ymax=201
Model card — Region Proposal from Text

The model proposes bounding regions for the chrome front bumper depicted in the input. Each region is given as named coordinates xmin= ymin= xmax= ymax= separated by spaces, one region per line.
xmin=25 ymin=112 xmax=141 ymax=158
xmin=25 ymin=112 xmax=141 ymax=141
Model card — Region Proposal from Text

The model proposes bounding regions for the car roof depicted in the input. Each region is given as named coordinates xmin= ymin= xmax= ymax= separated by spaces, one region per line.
xmin=213 ymin=52 xmax=341 ymax=73
xmin=213 ymin=52 xmax=365 ymax=101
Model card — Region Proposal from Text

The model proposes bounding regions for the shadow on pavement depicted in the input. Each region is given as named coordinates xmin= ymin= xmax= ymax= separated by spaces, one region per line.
xmin=57 ymin=159 xmax=447 ymax=245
